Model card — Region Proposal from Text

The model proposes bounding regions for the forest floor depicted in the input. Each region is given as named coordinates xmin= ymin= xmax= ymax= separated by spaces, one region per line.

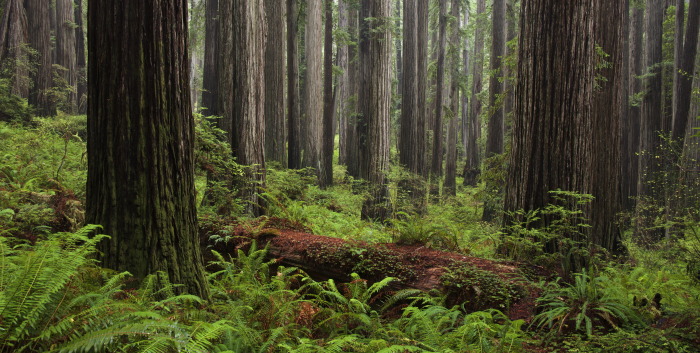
xmin=199 ymin=216 xmax=549 ymax=322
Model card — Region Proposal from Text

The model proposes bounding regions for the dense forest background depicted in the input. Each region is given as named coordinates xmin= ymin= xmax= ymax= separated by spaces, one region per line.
xmin=0 ymin=0 xmax=699 ymax=352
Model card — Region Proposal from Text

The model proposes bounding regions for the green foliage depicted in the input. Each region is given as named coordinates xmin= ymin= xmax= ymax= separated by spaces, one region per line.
xmin=0 ymin=78 xmax=31 ymax=122
xmin=391 ymin=212 xmax=460 ymax=251
xmin=532 ymin=269 xmax=642 ymax=337
xmin=441 ymin=263 xmax=522 ymax=312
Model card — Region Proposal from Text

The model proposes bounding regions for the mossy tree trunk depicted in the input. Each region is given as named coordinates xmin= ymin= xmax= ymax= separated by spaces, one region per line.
xmin=86 ymin=0 xmax=209 ymax=299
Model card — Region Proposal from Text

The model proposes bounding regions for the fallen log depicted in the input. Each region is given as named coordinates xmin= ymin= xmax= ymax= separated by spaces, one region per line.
xmin=200 ymin=217 xmax=544 ymax=319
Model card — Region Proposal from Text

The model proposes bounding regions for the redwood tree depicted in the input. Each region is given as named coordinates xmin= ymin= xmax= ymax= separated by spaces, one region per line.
xmin=264 ymin=0 xmax=286 ymax=165
xmin=87 ymin=0 xmax=208 ymax=298
xmin=0 ymin=0 xmax=27 ymax=98
xmin=463 ymin=0 xmax=486 ymax=186
xmin=24 ymin=0 xmax=54 ymax=116
xmin=504 ymin=0 xmax=625 ymax=268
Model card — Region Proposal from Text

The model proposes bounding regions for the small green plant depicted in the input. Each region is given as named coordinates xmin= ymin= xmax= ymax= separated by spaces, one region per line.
xmin=391 ymin=212 xmax=459 ymax=251
xmin=532 ymin=269 xmax=641 ymax=337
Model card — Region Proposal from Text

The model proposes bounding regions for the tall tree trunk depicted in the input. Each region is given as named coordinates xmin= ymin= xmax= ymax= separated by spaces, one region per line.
xmin=416 ymin=0 xmax=428 ymax=178
xmin=0 ymin=0 xmax=27 ymax=98
xmin=625 ymin=2 xmax=645 ymax=210
xmin=463 ymin=0 xmax=486 ymax=186
xmin=486 ymin=0 xmax=506 ymax=157
xmin=345 ymin=4 xmax=360 ymax=177
xmin=320 ymin=0 xmax=334 ymax=187
xmin=87 ymin=0 xmax=208 ymax=298
xmin=264 ymin=0 xmax=286 ymax=166
xmin=444 ymin=0 xmax=460 ymax=196
xmin=482 ymin=0 xmax=507 ymax=222
xmin=218 ymin=0 xmax=267 ymax=216
xmin=636 ymin=0 xmax=665 ymax=241
xmin=356 ymin=0 xmax=371 ymax=180
xmin=430 ymin=0 xmax=447 ymax=178
xmin=24 ymin=0 xmax=54 ymax=117
xmin=504 ymin=0 xmax=517 ymax=130
xmin=671 ymin=0 xmax=700 ymax=144
xmin=360 ymin=0 xmax=392 ymax=221
xmin=287 ymin=0 xmax=301 ymax=169
xmin=303 ymin=0 xmax=322 ymax=172
xmin=55 ymin=0 xmax=77 ymax=113
xmin=504 ymin=0 xmax=625 ymax=272
xmin=337 ymin=0 xmax=350 ymax=165
xmin=460 ymin=11 xmax=470 ymax=162
xmin=201 ymin=0 xmax=219 ymax=116
xmin=74 ymin=0 xmax=86 ymax=114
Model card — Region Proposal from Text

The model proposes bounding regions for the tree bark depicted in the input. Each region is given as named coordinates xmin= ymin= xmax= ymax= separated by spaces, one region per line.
xmin=320 ymin=0 xmax=334 ymax=188
xmin=287 ymin=0 xmax=301 ymax=169
xmin=87 ymin=0 xmax=208 ymax=298
xmin=624 ymin=2 xmax=645 ymax=210
xmin=55 ymin=0 xmax=77 ymax=114
xmin=337 ymin=0 xmax=350 ymax=165
xmin=264 ymin=0 xmax=286 ymax=166
xmin=636 ymin=0 xmax=665 ymax=241
xmin=444 ymin=0 xmax=460 ymax=196
xmin=463 ymin=0 xmax=486 ymax=186
xmin=74 ymin=0 xmax=87 ymax=114
xmin=0 ymin=0 xmax=27 ymax=98
xmin=24 ymin=0 xmax=54 ymax=117
xmin=360 ymin=0 xmax=392 ymax=221
xmin=416 ymin=0 xmax=428 ymax=179
xmin=201 ymin=0 xmax=219 ymax=116
xmin=345 ymin=4 xmax=360 ymax=178
xmin=303 ymin=0 xmax=322 ymax=173
xmin=486 ymin=0 xmax=506 ymax=158
xmin=218 ymin=0 xmax=267 ymax=216
xmin=430 ymin=0 xmax=447 ymax=178
xmin=504 ymin=0 xmax=625 ymax=271
xmin=671 ymin=0 xmax=700 ymax=144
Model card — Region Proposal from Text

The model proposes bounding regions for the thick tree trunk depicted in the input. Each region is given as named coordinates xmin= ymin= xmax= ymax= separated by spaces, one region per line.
xmin=0 ymin=0 xmax=27 ymax=98
xmin=201 ymin=0 xmax=219 ymax=116
xmin=636 ymin=0 xmax=665 ymax=241
xmin=264 ymin=0 xmax=286 ymax=166
xmin=360 ymin=0 xmax=392 ymax=221
xmin=463 ymin=0 xmax=486 ymax=186
xmin=55 ymin=0 xmax=77 ymax=114
xmin=303 ymin=0 xmax=322 ymax=172
xmin=416 ymin=0 xmax=428 ymax=179
xmin=287 ymin=0 xmax=301 ymax=169
xmin=430 ymin=0 xmax=447 ymax=179
xmin=320 ymin=0 xmax=334 ymax=188
xmin=87 ymin=0 xmax=208 ymax=298
xmin=444 ymin=0 xmax=460 ymax=196
xmin=504 ymin=0 xmax=625 ymax=271
xmin=24 ymin=0 xmax=54 ymax=117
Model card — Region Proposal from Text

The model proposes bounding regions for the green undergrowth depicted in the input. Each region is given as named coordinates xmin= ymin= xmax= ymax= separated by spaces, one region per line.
xmin=1 ymin=230 xmax=529 ymax=353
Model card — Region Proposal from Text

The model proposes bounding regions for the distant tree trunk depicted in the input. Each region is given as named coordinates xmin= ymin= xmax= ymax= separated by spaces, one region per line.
xmin=345 ymin=4 xmax=360 ymax=178
xmin=218 ymin=0 xmax=267 ymax=216
xmin=287 ymin=0 xmax=301 ymax=169
xmin=24 ymin=0 xmax=54 ymax=117
xmin=320 ymin=0 xmax=334 ymax=188
xmin=482 ymin=0 xmax=507 ymax=222
xmin=416 ymin=0 xmax=428 ymax=178
xmin=201 ymin=0 xmax=219 ymax=116
xmin=0 ymin=0 xmax=28 ymax=98
xmin=303 ymin=0 xmax=322 ymax=173
xmin=625 ymin=2 xmax=645 ymax=210
xmin=430 ymin=0 xmax=447 ymax=178
xmin=671 ymin=0 xmax=699 ymax=144
xmin=55 ymin=0 xmax=77 ymax=114
xmin=395 ymin=0 xmax=402 ymax=101
xmin=356 ymin=0 xmax=371 ymax=180
xmin=504 ymin=0 xmax=517 ymax=128
xmin=360 ymin=0 xmax=392 ymax=221
xmin=265 ymin=0 xmax=286 ymax=166
xmin=444 ymin=0 xmax=460 ymax=196
xmin=337 ymin=0 xmax=350 ymax=165
xmin=504 ymin=0 xmax=625 ymax=271
xmin=463 ymin=0 xmax=486 ymax=186
xmin=74 ymin=0 xmax=86 ymax=114
xmin=486 ymin=0 xmax=506 ymax=158
xmin=460 ymin=11 xmax=470 ymax=162
xmin=636 ymin=0 xmax=665 ymax=241
xmin=87 ymin=0 xmax=209 ymax=299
